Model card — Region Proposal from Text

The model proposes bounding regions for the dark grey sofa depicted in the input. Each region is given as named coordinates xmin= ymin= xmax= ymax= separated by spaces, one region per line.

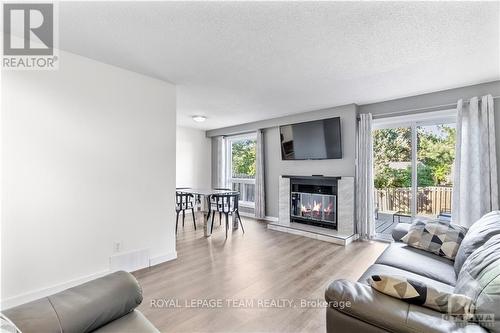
xmin=325 ymin=212 xmax=500 ymax=333
xmin=2 ymin=271 xmax=158 ymax=333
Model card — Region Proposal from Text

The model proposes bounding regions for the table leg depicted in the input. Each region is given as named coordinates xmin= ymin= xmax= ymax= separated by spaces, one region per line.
xmin=203 ymin=196 xmax=211 ymax=237
xmin=232 ymin=214 xmax=238 ymax=229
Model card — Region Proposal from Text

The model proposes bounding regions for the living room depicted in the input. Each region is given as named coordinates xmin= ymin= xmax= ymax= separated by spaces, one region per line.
xmin=1 ymin=1 xmax=500 ymax=333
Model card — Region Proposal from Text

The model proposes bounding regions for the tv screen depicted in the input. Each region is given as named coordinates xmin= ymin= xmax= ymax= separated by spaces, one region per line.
xmin=280 ymin=117 xmax=342 ymax=160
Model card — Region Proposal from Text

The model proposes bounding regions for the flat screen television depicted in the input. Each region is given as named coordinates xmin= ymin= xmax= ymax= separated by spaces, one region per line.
xmin=280 ymin=117 xmax=342 ymax=160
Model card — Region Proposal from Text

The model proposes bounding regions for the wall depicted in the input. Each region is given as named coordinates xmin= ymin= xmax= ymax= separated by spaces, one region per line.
xmin=208 ymin=104 xmax=357 ymax=218
xmin=1 ymin=50 xmax=177 ymax=307
xmin=176 ymin=126 xmax=212 ymax=188
xmin=359 ymin=80 xmax=500 ymax=203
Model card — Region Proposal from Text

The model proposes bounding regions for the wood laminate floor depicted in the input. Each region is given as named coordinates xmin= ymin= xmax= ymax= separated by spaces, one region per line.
xmin=134 ymin=215 xmax=387 ymax=333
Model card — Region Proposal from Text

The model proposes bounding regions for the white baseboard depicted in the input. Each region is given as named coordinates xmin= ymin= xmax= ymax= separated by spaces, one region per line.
xmin=149 ymin=251 xmax=177 ymax=267
xmin=2 ymin=250 xmax=178 ymax=310
xmin=110 ymin=248 xmax=150 ymax=272
xmin=264 ymin=216 xmax=278 ymax=222
xmin=1 ymin=269 xmax=111 ymax=310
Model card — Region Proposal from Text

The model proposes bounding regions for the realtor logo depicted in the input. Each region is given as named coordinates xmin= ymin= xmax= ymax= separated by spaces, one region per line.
xmin=2 ymin=2 xmax=58 ymax=69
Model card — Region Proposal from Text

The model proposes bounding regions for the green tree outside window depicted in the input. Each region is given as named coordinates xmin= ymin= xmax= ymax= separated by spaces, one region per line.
xmin=231 ymin=139 xmax=256 ymax=178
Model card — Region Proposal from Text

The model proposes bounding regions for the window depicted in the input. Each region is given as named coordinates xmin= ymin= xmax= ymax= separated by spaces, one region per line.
xmin=226 ymin=134 xmax=257 ymax=207
xmin=372 ymin=110 xmax=456 ymax=239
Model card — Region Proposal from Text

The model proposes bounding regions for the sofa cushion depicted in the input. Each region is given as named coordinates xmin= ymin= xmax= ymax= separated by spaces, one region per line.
xmin=455 ymin=234 xmax=500 ymax=332
xmin=454 ymin=210 xmax=500 ymax=274
xmin=359 ymin=264 xmax=455 ymax=292
xmin=2 ymin=271 xmax=144 ymax=333
xmin=92 ymin=310 xmax=160 ymax=333
xmin=2 ymin=298 xmax=62 ymax=333
xmin=48 ymin=271 xmax=143 ymax=332
xmin=402 ymin=219 xmax=467 ymax=260
xmin=368 ymin=275 xmax=475 ymax=318
xmin=375 ymin=242 xmax=457 ymax=285
xmin=392 ymin=222 xmax=411 ymax=242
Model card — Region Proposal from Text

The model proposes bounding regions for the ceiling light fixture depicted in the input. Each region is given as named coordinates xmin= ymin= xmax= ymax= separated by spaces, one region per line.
xmin=192 ymin=115 xmax=207 ymax=123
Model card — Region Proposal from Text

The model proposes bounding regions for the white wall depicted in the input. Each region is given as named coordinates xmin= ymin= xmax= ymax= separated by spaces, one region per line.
xmin=1 ymin=50 xmax=177 ymax=308
xmin=176 ymin=126 xmax=212 ymax=189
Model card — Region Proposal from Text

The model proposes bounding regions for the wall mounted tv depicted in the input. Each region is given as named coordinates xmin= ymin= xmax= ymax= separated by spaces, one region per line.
xmin=280 ymin=117 xmax=342 ymax=160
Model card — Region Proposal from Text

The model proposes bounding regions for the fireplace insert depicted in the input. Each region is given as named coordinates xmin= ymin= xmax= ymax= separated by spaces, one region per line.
xmin=289 ymin=176 xmax=338 ymax=229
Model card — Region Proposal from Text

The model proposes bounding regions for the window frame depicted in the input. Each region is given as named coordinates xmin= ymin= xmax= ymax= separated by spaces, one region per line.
xmin=225 ymin=133 xmax=257 ymax=208
xmin=372 ymin=109 xmax=456 ymax=218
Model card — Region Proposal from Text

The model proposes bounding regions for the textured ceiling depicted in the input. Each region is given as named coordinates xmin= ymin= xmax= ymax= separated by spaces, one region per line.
xmin=59 ymin=1 xmax=500 ymax=130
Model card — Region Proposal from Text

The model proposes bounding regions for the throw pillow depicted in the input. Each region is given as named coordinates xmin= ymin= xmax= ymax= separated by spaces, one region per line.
xmin=401 ymin=219 xmax=467 ymax=260
xmin=368 ymin=275 xmax=475 ymax=319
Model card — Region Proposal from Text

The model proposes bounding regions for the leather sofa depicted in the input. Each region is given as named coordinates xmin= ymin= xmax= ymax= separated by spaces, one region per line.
xmin=325 ymin=212 xmax=500 ymax=333
xmin=2 ymin=271 xmax=159 ymax=333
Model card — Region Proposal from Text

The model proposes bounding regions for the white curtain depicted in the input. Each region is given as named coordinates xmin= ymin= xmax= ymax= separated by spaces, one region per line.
xmin=356 ymin=113 xmax=375 ymax=239
xmin=452 ymin=95 xmax=498 ymax=227
xmin=255 ymin=130 xmax=266 ymax=219
xmin=216 ymin=136 xmax=227 ymax=188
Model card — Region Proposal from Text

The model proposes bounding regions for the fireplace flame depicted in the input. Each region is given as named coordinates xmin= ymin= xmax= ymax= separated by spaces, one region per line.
xmin=312 ymin=201 xmax=322 ymax=212
xmin=300 ymin=204 xmax=308 ymax=213
xmin=323 ymin=202 xmax=333 ymax=213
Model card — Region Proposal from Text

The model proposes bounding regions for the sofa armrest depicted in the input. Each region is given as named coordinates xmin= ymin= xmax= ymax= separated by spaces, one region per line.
xmin=325 ymin=279 xmax=487 ymax=333
xmin=4 ymin=271 xmax=143 ymax=333
xmin=392 ymin=223 xmax=411 ymax=242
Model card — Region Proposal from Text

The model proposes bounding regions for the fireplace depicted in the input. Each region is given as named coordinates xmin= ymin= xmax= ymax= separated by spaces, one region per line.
xmin=289 ymin=176 xmax=338 ymax=229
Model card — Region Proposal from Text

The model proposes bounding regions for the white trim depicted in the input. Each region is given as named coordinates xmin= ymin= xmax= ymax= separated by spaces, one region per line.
xmin=232 ymin=178 xmax=255 ymax=184
xmin=225 ymin=132 xmax=257 ymax=141
xmin=411 ymin=122 xmax=417 ymax=217
xmin=1 ymin=269 xmax=111 ymax=310
xmin=373 ymin=109 xmax=456 ymax=129
xmin=373 ymin=109 xmax=457 ymax=221
xmin=264 ymin=216 xmax=279 ymax=222
xmin=149 ymin=251 xmax=177 ymax=267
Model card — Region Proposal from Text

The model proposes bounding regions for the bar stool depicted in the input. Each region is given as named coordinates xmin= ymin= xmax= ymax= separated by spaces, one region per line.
xmin=210 ymin=188 xmax=232 ymax=225
xmin=176 ymin=192 xmax=196 ymax=233
xmin=210 ymin=193 xmax=244 ymax=238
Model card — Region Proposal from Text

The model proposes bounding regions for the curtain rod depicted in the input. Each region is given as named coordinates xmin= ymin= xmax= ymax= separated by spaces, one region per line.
xmin=359 ymin=95 xmax=500 ymax=120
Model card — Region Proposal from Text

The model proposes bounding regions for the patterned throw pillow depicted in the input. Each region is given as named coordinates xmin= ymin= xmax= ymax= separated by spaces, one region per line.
xmin=401 ymin=219 xmax=467 ymax=260
xmin=368 ymin=275 xmax=475 ymax=318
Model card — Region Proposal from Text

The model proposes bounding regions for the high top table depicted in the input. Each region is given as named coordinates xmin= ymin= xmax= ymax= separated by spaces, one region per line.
xmin=176 ymin=188 xmax=239 ymax=237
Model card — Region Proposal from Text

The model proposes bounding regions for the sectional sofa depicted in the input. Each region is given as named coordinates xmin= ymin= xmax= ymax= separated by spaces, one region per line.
xmin=2 ymin=271 xmax=158 ymax=333
xmin=326 ymin=211 xmax=500 ymax=333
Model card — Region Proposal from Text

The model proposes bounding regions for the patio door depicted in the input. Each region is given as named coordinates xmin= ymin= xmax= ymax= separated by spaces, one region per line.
xmin=373 ymin=125 xmax=414 ymax=221
xmin=372 ymin=110 xmax=456 ymax=239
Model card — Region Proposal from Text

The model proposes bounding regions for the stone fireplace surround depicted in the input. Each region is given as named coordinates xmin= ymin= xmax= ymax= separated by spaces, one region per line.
xmin=267 ymin=175 xmax=355 ymax=245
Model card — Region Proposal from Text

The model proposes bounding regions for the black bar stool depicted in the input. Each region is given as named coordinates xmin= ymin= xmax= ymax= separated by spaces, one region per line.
xmin=209 ymin=188 xmax=232 ymax=224
xmin=210 ymin=192 xmax=244 ymax=238
xmin=176 ymin=192 xmax=196 ymax=233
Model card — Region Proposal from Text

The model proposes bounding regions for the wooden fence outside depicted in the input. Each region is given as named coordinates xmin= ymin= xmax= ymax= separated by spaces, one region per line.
xmin=375 ymin=186 xmax=453 ymax=216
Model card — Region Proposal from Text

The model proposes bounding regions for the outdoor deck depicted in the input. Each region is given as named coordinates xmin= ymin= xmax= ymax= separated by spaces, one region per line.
xmin=375 ymin=212 xmax=412 ymax=241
